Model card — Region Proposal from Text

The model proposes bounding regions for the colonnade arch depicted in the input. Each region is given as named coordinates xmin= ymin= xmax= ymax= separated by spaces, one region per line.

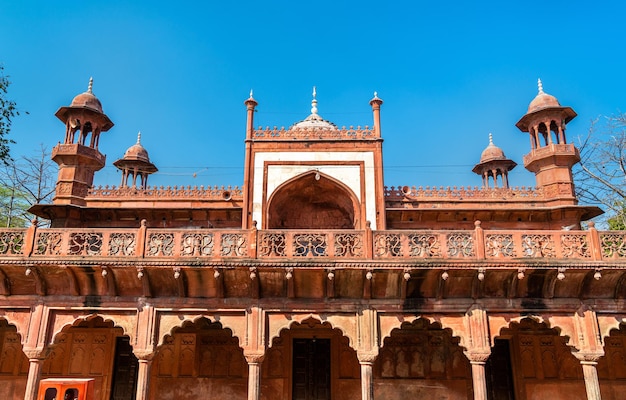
xmin=151 ymin=317 xmax=248 ymax=399
xmin=0 ymin=318 xmax=29 ymax=398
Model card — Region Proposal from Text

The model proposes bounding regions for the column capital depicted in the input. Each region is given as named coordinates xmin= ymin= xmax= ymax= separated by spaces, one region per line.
xmin=23 ymin=348 xmax=48 ymax=360
xmin=573 ymin=351 xmax=603 ymax=364
xmin=464 ymin=351 xmax=491 ymax=364
xmin=133 ymin=349 xmax=155 ymax=361
xmin=357 ymin=351 xmax=379 ymax=364
xmin=244 ymin=352 xmax=265 ymax=364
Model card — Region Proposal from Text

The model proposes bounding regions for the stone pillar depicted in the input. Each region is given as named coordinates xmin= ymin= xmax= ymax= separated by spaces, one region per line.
xmin=23 ymin=350 xmax=46 ymax=400
xmin=467 ymin=354 xmax=490 ymax=400
xmin=134 ymin=351 xmax=154 ymax=400
xmin=245 ymin=353 xmax=264 ymax=400
xmin=357 ymin=352 xmax=377 ymax=400
xmin=574 ymin=355 xmax=603 ymax=400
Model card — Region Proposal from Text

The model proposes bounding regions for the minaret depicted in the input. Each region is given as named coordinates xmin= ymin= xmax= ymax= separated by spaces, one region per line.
xmin=52 ymin=78 xmax=114 ymax=205
xmin=472 ymin=133 xmax=517 ymax=188
xmin=516 ymin=79 xmax=579 ymax=203
xmin=113 ymin=132 xmax=158 ymax=189
xmin=242 ymin=90 xmax=258 ymax=229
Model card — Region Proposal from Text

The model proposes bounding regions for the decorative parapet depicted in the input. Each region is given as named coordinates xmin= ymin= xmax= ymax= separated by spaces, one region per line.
xmin=2 ymin=224 xmax=625 ymax=263
xmin=87 ymin=185 xmax=243 ymax=200
xmin=253 ymin=125 xmax=376 ymax=140
xmin=523 ymin=143 xmax=579 ymax=166
xmin=52 ymin=143 xmax=106 ymax=164
xmin=384 ymin=185 xmax=543 ymax=201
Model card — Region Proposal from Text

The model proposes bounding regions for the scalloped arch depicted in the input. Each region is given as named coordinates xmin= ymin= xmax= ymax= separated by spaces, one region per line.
xmin=379 ymin=314 xmax=467 ymax=351
xmin=0 ymin=311 xmax=29 ymax=346
xmin=490 ymin=315 xmax=577 ymax=349
xmin=50 ymin=313 xmax=136 ymax=346
xmin=268 ymin=313 xmax=356 ymax=349
xmin=157 ymin=313 xmax=245 ymax=349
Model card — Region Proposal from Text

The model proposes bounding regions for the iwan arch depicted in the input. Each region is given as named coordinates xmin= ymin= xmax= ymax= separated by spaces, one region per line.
xmin=0 ymin=81 xmax=625 ymax=399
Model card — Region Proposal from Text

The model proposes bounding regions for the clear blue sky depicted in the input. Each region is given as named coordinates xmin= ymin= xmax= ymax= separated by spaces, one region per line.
xmin=2 ymin=1 xmax=625 ymax=191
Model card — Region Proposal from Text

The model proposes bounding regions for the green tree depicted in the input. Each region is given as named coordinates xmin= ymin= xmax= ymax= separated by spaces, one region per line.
xmin=0 ymin=146 xmax=55 ymax=227
xmin=574 ymin=114 xmax=626 ymax=229
xmin=0 ymin=65 xmax=21 ymax=164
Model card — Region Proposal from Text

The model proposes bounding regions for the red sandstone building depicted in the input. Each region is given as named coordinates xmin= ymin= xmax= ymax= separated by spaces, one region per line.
xmin=0 ymin=79 xmax=625 ymax=400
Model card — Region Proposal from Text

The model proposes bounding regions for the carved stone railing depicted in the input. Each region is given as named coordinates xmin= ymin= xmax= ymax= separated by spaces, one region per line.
xmin=87 ymin=185 xmax=243 ymax=200
xmin=1 ymin=222 xmax=624 ymax=263
xmin=52 ymin=143 xmax=106 ymax=165
xmin=253 ymin=125 xmax=376 ymax=140
xmin=384 ymin=186 xmax=544 ymax=201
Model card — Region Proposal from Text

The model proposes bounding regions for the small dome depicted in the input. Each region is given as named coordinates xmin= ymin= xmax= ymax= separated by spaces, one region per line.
xmin=70 ymin=78 xmax=104 ymax=113
xmin=479 ymin=134 xmax=506 ymax=163
xmin=527 ymin=79 xmax=560 ymax=113
xmin=122 ymin=133 xmax=151 ymax=163
xmin=289 ymin=87 xmax=338 ymax=131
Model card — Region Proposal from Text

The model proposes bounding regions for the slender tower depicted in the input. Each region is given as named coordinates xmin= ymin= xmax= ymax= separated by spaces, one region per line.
xmin=516 ymin=79 xmax=579 ymax=204
xmin=52 ymin=78 xmax=113 ymax=206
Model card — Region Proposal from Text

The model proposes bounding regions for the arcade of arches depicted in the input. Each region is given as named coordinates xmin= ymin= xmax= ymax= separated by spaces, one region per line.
xmin=1 ymin=309 xmax=626 ymax=400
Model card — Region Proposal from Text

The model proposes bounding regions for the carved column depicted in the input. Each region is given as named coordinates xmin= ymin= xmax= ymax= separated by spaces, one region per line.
xmin=245 ymin=353 xmax=264 ymax=400
xmin=575 ymin=354 xmax=603 ymax=400
xmin=466 ymin=352 xmax=490 ymax=400
xmin=133 ymin=351 xmax=154 ymax=400
xmin=357 ymin=351 xmax=377 ymax=400
xmin=23 ymin=349 xmax=47 ymax=400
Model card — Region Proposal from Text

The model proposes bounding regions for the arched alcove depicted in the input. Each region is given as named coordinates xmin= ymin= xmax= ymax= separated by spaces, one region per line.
xmin=598 ymin=322 xmax=626 ymax=397
xmin=493 ymin=317 xmax=583 ymax=400
xmin=263 ymin=317 xmax=360 ymax=400
xmin=267 ymin=171 xmax=360 ymax=229
xmin=45 ymin=316 xmax=133 ymax=400
xmin=152 ymin=318 xmax=247 ymax=399
xmin=0 ymin=319 xmax=28 ymax=398
xmin=375 ymin=318 xmax=470 ymax=399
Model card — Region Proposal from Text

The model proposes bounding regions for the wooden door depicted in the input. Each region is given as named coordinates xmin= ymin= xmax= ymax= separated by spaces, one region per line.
xmin=292 ymin=339 xmax=331 ymax=400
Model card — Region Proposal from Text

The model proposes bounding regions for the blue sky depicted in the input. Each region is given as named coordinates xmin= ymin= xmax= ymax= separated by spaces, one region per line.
xmin=2 ymin=1 xmax=625 ymax=191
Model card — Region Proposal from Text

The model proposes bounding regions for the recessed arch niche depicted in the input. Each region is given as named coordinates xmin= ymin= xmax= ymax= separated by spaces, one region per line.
xmin=266 ymin=171 xmax=361 ymax=229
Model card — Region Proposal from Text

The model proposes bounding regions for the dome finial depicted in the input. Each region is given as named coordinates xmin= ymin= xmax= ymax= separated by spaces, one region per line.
xmin=137 ymin=131 xmax=142 ymax=144
xmin=373 ymin=91 xmax=379 ymax=99
xmin=87 ymin=77 xmax=94 ymax=94
xmin=537 ymin=78 xmax=544 ymax=94
xmin=489 ymin=133 xmax=493 ymax=145
xmin=311 ymin=86 xmax=318 ymax=115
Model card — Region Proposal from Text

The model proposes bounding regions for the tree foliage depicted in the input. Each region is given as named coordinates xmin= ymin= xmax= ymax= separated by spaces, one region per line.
xmin=0 ymin=65 xmax=20 ymax=164
xmin=574 ymin=114 xmax=626 ymax=229
xmin=0 ymin=145 xmax=56 ymax=227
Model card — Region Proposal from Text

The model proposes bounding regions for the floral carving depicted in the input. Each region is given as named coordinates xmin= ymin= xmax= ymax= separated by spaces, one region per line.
xmin=258 ymin=233 xmax=286 ymax=257
xmin=561 ymin=234 xmax=590 ymax=258
xmin=35 ymin=232 xmax=63 ymax=255
xmin=334 ymin=233 xmax=363 ymax=257
xmin=485 ymin=234 xmax=515 ymax=258
xmin=293 ymin=233 xmax=327 ymax=257
xmin=522 ymin=234 xmax=555 ymax=258
xmin=600 ymin=233 xmax=626 ymax=258
xmin=68 ymin=232 xmax=103 ymax=256
xmin=374 ymin=233 xmax=402 ymax=257
xmin=447 ymin=233 xmax=474 ymax=258
xmin=147 ymin=233 xmax=175 ymax=256
xmin=0 ymin=231 xmax=24 ymax=255
xmin=181 ymin=233 xmax=214 ymax=256
xmin=221 ymin=234 xmax=247 ymax=257
xmin=408 ymin=234 xmax=441 ymax=258
xmin=108 ymin=233 xmax=136 ymax=256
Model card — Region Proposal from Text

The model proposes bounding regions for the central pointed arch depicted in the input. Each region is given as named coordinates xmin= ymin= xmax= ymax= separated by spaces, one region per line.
xmin=266 ymin=171 xmax=361 ymax=229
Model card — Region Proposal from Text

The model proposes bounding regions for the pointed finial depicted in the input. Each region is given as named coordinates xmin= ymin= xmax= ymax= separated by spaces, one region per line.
xmin=311 ymin=86 xmax=318 ymax=115
xmin=373 ymin=91 xmax=378 ymax=99
xmin=137 ymin=131 xmax=142 ymax=144
xmin=87 ymin=77 xmax=93 ymax=93
xmin=489 ymin=133 xmax=493 ymax=145
xmin=249 ymin=89 xmax=254 ymax=99
xmin=537 ymin=78 xmax=544 ymax=94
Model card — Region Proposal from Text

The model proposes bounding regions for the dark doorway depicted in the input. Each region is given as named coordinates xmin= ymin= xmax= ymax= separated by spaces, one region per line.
xmin=486 ymin=338 xmax=516 ymax=400
xmin=292 ymin=338 xmax=331 ymax=400
xmin=110 ymin=337 xmax=139 ymax=400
